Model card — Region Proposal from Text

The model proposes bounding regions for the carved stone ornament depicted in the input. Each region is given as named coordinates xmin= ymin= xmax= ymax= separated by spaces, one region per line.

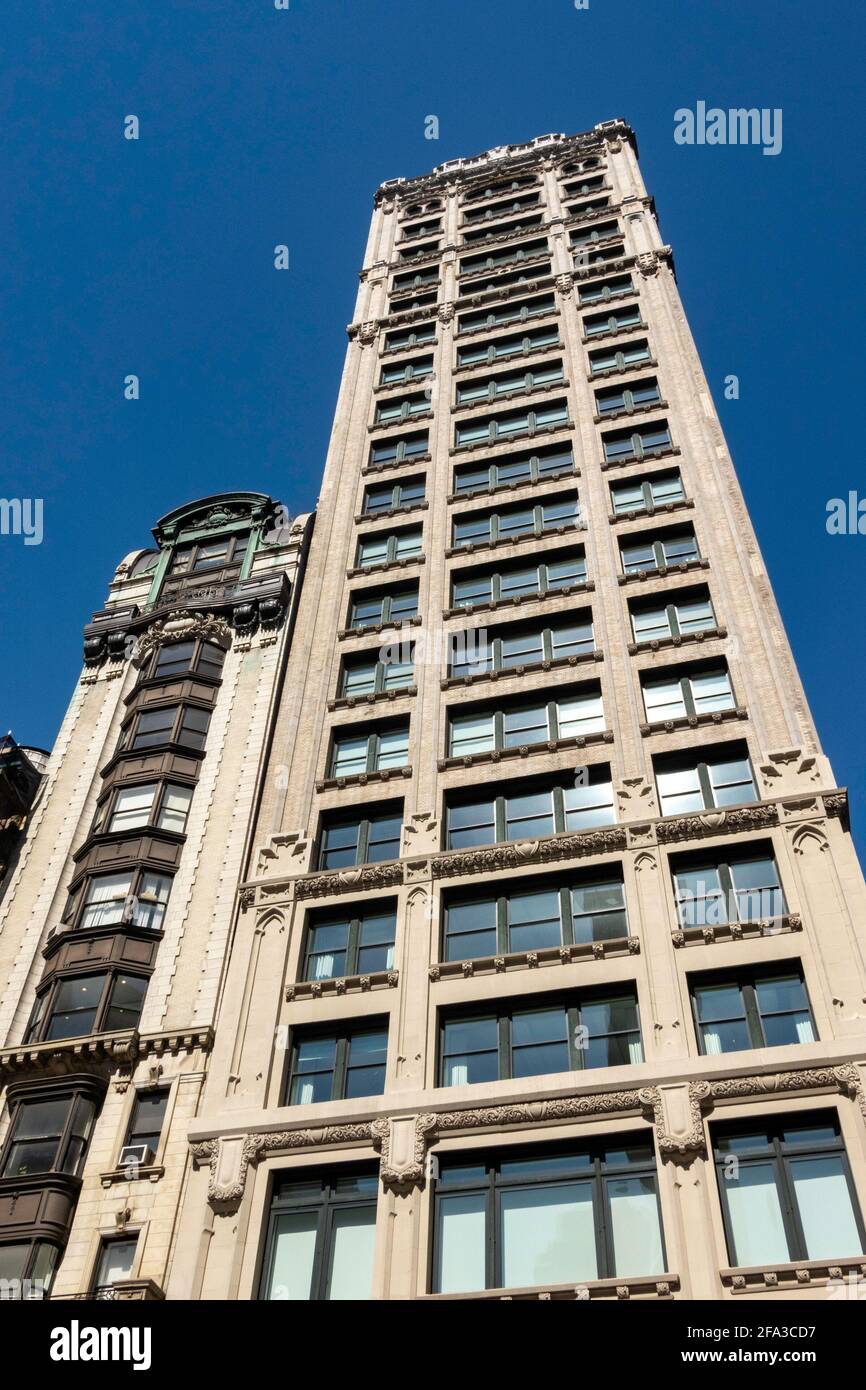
xmin=371 ymin=1114 xmax=437 ymax=1192
xmin=356 ymin=321 xmax=380 ymax=345
xmin=554 ymin=274 xmax=575 ymax=297
xmin=132 ymin=611 xmax=232 ymax=667
xmin=636 ymin=252 xmax=662 ymax=277
xmin=437 ymin=302 xmax=455 ymax=325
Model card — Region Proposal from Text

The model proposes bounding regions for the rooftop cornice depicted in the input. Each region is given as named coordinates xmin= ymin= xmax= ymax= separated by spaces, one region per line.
xmin=374 ymin=121 xmax=635 ymax=206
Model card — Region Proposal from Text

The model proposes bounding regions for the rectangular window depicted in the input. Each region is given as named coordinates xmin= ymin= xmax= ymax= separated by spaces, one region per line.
xmin=35 ymin=972 xmax=148 ymax=1042
xmin=595 ymin=378 xmax=661 ymax=416
xmin=656 ymin=747 xmax=757 ymax=816
xmin=340 ymin=651 xmax=414 ymax=699
xmin=451 ymin=553 xmax=586 ymax=609
xmin=330 ymin=724 xmax=409 ymax=778
xmin=440 ymin=992 xmax=642 ymax=1087
xmin=369 ymin=431 xmax=428 ymax=466
xmin=356 ymin=529 xmax=422 ymax=569
xmin=363 ymin=478 xmax=426 ymax=514
xmin=631 ymin=593 xmax=716 ymax=644
xmin=460 ymin=238 xmax=548 ymax=275
xmin=287 ymin=1025 xmax=388 ymax=1104
xmin=453 ymin=445 xmax=574 ymax=496
xmin=93 ymin=1238 xmax=138 ymax=1292
xmin=319 ymin=808 xmax=402 ymax=869
xmin=443 ymin=877 xmax=628 ymax=962
xmin=713 ymin=1116 xmax=864 ymax=1268
xmin=455 ymin=402 xmax=569 ymax=448
xmin=611 ymin=471 xmax=685 ymax=516
xmin=449 ymin=616 xmax=594 ymax=679
xmin=642 ymin=667 xmax=734 ymax=723
xmin=380 ymin=358 xmax=434 ymax=387
xmin=457 ymin=294 xmax=555 ymax=335
xmin=674 ymin=854 xmax=786 ymax=927
xmin=448 ymin=691 xmax=603 ymax=757
xmin=258 ymin=1169 xmax=378 ymax=1301
xmin=453 ymin=497 xmax=579 ymax=550
xmin=692 ymin=968 xmax=815 ymax=1055
xmin=347 ymin=585 xmax=418 ymax=630
xmin=620 ymin=529 xmax=699 ymax=575
xmin=375 ymin=393 xmax=430 ymax=426
xmin=105 ymin=781 xmax=193 ymax=835
xmin=304 ymin=905 xmax=397 ymax=981
xmin=121 ymin=1089 xmax=169 ymax=1166
xmin=433 ymin=1140 xmax=665 ymax=1293
xmin=456 ymin=327 xmax=560 ymax=369
xmin=589 ymin=339 xmax=651 ymax=374
xmin=384 ymin=325 xmax=435 ymax=352
xmin=603 ymin=422 xmax=672 ymax=463
xmin=578 ymin=275 xmax=634 ymax=307
xmin=446 ymin=772 xmax=614 ymax=849
xmin=455 ymin=361 xmax=564 ymax=405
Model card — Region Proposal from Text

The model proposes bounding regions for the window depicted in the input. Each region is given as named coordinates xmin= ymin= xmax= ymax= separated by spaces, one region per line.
xmin=713 ymin=1116 xmax=864 ymax=1268
xmin=603 ymin=422 xmax=672 ymax=464
xmin=449 ymin=615 xmax=594 ymax=679
xmin=347 ymin=585 xmax=418 ymax=630
xmin=463 ymin=216 xmax=544 ymax=246
xmin=384 ymin=324 xmax=435 ymax=352
xmin=642 ymin=667 xmax=735 ymax=723
xmin=457 ymin=294 xmax=555 ymax=334
xmin=446 ymin=771 xmax=614 ymax=849
xmin=448 ymin=690 xmax=604 ymax=757
xmin=258 ymin=1169 xmax=378 ymax=1301
xmin=462 ymin=176 xmax=537 ymax=204
xmin=457 ymin=328 xmax=559 ymax=369
xmin=391 ymin=267 xmax=438 ymax=292
xmin=455 ymin=401 xmax=569 ymax=448
xmin=397 ymin=239 xmax=438 ymax=262
xmin=453 ymin=496 xmax=580 ymax=549
xmin=400 ymin=218 xmax=441 ymax=240
xmin=26 ymin=971 xmax=149 ymax=1043
xmin=375 ymin=393 xmax=430 ymax=426
xmin=72 ymin=868 xmax=172 ymax=932
xmin=0 ymin=1089 xmax=98 ymax=1178
xmin=673 ymin=854 xmax=786 ymax=927
xmin=453 ymin=445 xmax=574 ymax=496
xmin=566 ymin=196 xmax=610 ymax=219
xmin=589 ymin=339 xmax=651 ymax=375
xmin=369 ymin=431 xmax=428 ymax=466
xmin=330 ymin=724 xmax=409 ymax=778
xmin=562 ymin=174 xmax=606 ymax=197
xmin=304 ymin=905 xmax=396 ymax=981
xmin=582 ymin=303 xmax=643 ymax=335
xmin=570 ymin=220 xmax=619 ymax=247
xmin=318 ymin=808 xmax=402 ymax=869
xmin=631 ymin=593 xmax=717 ymax=644
xmin=286 ymin=1024 xmax=388 ymax=1104
xmin=120 ymin=1089 xmax=169 ymax=1166
xmin=611 ymin=471 xmax=685 ymax=516
xmin=125 ymin=703 xmax=211 ymax=752
xmin=379 ymin=356 xmax=434 ymax=386
xmin=433 ymin=1139 xmax=665 ymax=1294
xmin=356 ymin=528 xmax=422 ymax=568
xmin=455 ymin=361 xmax=564 ymax=405
xmin=363 ymin=478 xmax=425 ymax=514
xmin=578 ymin=275 xmax=634 ymax=306
xmin=691 ymin=968 xmax=815 ymax=1055
xmin=441 ymin=992 xmax=643 ymax=1087
xmin=101 ymin=781 xmax=193 ymax=835
xmin=151 ymin=639 xmax=225 ymax=680
xmin=463 ymin=193 xmax=540 ymax=224
xmin=620 ymin=529 xmax=699 ymax=575
xmin=0 ymin=1242 xmax=59 ymax=1300
xmin=655 ymin=746 xmax=757 ymax=816
xmin=452 ymin=553 xmax=586 ymax=609
xmin=596 ymin=378 xmax=661 ymax=417
xmin=168 ymin=532 xmax=249 ymax=577
xmin=443 ymin=877 xmax=629 ymax=961
xmin=340 ymin=651 xmax=414 ymax=699
xmin=93 ymin=1238 xmax=138 ymax=1293
xmin=460 ymin=238 xmax=549 ymax=275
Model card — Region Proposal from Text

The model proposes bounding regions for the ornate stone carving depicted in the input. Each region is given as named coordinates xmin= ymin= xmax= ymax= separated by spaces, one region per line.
xmin=432 ymin=827 xmax=627 ymax=879
xmin=133 ymin=611 xmax=232 ymax=666
xmin=656 ymin=803 xmax=779 ymax=843
xmin=554 ymin=274 xmax=575 ymax=296
xmin=437 ymin=302 xmax=455 ymax=325
xmin=371 ymin=1114 xmax=437 ymax=1191
xmin=295 ymin=862 xmax=403 ymax=899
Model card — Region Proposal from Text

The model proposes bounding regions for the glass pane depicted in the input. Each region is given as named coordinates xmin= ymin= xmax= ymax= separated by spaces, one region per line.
xmin=657 ymin=767 xmax=703 ymax=816
xmin=508 ymin=890 xmax=561 ymax=951
xmin=325 ymin=1207 xmax=377 ymax=1300
xmin=134 ymin=872 xmax=171 ymax=930
xmin=511 ymin=1008 xmax=569 ymax=1078
xmin=265 ymin=1211 xmax=318 ymax=1299
xmin=500 ymin=1181 xmax=597 ymax=1286
xmin=563 ymin=781 xmax=615 ymax=830
xmin=436 ymin=1193 xmax=487 ymax=1293
xmin=608 ymin=1176 xmax=665 ymax=1276
xmin=445 ymin=899 xmax=497 ymax=961
xmin=450 ymin=713 xmax=496 ymax=757
xmin=157 ymin=784 xmax=193 ymax=833
xmin=443 ymin=1016 xmax=498 ymax=1085
xmin=505 ymin=790 xmax=555 ymax=840
xmin=108 ymin=784 xmax=157 ymax=832
xmin=790 ymin=1157 xmax=864 ymax=1260
xmin=724 ymin=1163 xmax=789 ymax=1265
xmin=103 ymin=975 xmax=147 ymax=1030
xmin=96 ymin=1239 xmax=137 ymax=1287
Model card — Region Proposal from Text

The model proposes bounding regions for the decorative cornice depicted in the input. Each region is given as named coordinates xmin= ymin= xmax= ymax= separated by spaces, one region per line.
xmin=294 ymin=862 xmax=404 ymax=900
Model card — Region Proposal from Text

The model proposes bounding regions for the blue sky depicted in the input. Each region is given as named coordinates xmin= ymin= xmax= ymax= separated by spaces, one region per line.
xmin=1 ymin=0 xmax=864 ymax=848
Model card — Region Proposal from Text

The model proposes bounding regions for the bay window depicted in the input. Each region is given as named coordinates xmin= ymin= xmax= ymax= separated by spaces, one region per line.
xmin=72 ymin=868 xmax=172 ymax=932
xmin=124 ymin=703 xmax=211 ymax=752
xmin=100 ymin=781 xmax=193 ymax=835
xmin=25 ymin=971 xmax=148 ymax=1043
xmin=0 ymin=1086 xmax=100 ymax=1179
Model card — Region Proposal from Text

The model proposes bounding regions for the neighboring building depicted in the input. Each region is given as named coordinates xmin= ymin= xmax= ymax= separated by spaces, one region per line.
xmin=0 ymin=493 xmax=312 ymax=1299
xmin=0 ymin=736 xmax=47 ymax=888
xmin=175 ymin=121 xmax=866 ymax=1303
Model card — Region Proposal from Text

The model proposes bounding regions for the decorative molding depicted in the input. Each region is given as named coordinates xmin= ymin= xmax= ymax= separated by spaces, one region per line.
xmin=371 ymin=1113 xmax=437 ymax=1192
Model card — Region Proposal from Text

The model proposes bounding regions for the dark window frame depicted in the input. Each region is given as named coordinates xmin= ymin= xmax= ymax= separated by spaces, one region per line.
xmin=452 ymin=496 xmax=580 ymax=550
xmin=448 ymin=615 xmax=595 ymax=678
xmin=329 ymin=723 xmax=410 ymax=778
xmin=0 ymin=1084 xmax=100 ymax=1180
xmin=317 ymin=807 xmax=403 ymax=870
xmin=690 ymin=965 xmax=816 ymax=1056
xmin=339 ymin=650 xmax=415 ymax=699
xmin=451 ymin=552 xmax=587 ymax=609
xmin=442 ymin=875 xmax=629 ymax=961
xmin=673 ymin=852 xmax=786 ymax=928
xmin=257 ymin=1168 xmax=380 ymax=1302
xmin=285 ymin=1022 xmax=389 ymax=1106
xmin=347 ymin=585 xmax=419 ymax=630
xmin=25 ymin=969 xmax=149 ymax=1044
xmin=452 ymin=446 xmax=575 ymax=497
xmin=120 ymin=701 xmax=212 ymax=754
xmin=362 ymin=477 xmax=427 ymax=514
xmin=445 ymin=772 xmax=615 ymax=850
xmin=148 ymin=637 xmax=226 ymax=682
xmin=302 ymin=904 xmax=398 ymax=982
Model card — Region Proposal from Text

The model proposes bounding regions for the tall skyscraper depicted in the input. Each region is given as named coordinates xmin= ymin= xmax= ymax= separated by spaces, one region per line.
xmin=3 ymin=121 xmax=866 ymax=1304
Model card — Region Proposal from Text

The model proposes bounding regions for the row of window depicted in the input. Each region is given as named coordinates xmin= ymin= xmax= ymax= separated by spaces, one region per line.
xmin=371 ymin=409 xmax=670 ymax=464
xmin=257 ymin=1114 xmax=865 ymax=1298
xmin=330 ymin=660 xmax=738 ymax=771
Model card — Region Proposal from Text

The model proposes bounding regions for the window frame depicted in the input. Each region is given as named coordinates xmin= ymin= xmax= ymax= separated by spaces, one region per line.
xmin=690 ymin=965 xmax=816 ymax=1056
xmin=673 ymin=853 xmax=786 ymax=928
xmin=452 ymin=447 xmax=575 ymax=497
xmin=121 ymin=701 xmax=212 ymax=754
xmin=447 ymin=689 xmax=604 ymax=757
xmin=148 ymin=637 xmax=226 ymax=682
xmin=452 ymin=497 xmax=580 ymax=550
xmin=655 ymin=748 xmax=757 ymax=817
xmin=455 ymin=402 xmax=570 ymax=448
xmin=450 ymin=553 xmax=587 ymax=610
xmin=0 ymin=1084 xmax=100 ymax=1180
xmin=257 ymin=1168 xmax=380 ymax=1302
xmin=317 ymin=807 xmax=403 ymax=870
xmin=356 ymin=528 xmax=423 ymax=569
xmin=329 ymin=723 xmax=410 ymax=778
xmin=442 ymin=876 xmax=630 ymax=962
xmin=96 ymin=779 xmax=195 ymax=838
xmin=25 ymin=968 xmax=150 ymax=1044
xmin=285 ymin=1023 xmax=389 ymax=1105
xmin=630 ymin=594 xmax=717 ymax=644
xmin=641 ymin=666 xmax=735 ymax=723
xmin=445 ymin=773 xmax=615 ymax=850
xmin=620 ymin=530 xmax=700 ymax=576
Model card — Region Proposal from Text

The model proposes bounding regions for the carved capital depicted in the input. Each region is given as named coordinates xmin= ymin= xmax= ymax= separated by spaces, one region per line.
xmin=371 ymin=1113 xmax=437 ymax=1192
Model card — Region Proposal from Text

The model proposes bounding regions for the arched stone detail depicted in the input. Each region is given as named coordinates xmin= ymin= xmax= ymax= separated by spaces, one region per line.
xmin=790 ymin=824 xmax=829 ymax=857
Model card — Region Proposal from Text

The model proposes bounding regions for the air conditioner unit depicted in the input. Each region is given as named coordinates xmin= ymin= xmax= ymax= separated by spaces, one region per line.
xmin=119 ymin=1143 xmax=153 ymax=1169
